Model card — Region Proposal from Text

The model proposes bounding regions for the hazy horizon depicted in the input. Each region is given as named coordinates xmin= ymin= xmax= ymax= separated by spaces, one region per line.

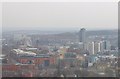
xmin=2 ymin=2 xmax=118 ymax=31
xmin=2 ymin=28 xmax=118 ymax=33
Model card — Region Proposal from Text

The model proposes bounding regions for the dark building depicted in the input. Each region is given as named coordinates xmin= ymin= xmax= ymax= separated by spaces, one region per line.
xmin=79 ymin=28 xmax=86 ymax=43
xmin=79 ymin=28 xmax=86 ymax=50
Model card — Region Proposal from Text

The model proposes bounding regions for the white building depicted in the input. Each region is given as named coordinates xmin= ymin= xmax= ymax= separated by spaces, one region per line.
xmin=87 ymin=42 xmax=95 ymax=55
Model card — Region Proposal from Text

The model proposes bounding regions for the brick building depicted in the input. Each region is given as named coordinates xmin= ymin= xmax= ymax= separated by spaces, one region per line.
xmin=17 ymin=54 xmax=56 ymax=67
xmin=2 ymin=64 xmax=35 ymax=77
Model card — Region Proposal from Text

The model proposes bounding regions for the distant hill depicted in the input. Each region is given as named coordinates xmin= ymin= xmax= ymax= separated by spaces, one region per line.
xmin=55 ymin=29 xmax=118 ymax=37
xmin=86 ymin=30 xmax=118 ymax=36
xmin=2 ymin=30 xmax=67 ymax=35
xmin=3 ymin=29 xmax=118 ymax=37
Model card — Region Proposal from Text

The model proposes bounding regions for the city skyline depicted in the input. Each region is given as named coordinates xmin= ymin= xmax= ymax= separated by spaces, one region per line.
xmin=1 ymin=1 xmax=119 ymax=77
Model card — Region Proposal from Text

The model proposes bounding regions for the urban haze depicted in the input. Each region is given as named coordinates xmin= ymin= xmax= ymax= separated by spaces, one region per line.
xmin=1 ymin=2 xmax=119 ymax=77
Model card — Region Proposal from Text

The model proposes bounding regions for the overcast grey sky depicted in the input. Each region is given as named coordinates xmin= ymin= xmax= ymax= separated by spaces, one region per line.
xmin=2 ymin=2 xmax=118 ymax=31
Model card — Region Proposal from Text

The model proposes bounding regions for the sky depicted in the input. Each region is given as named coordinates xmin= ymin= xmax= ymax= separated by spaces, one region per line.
xmin=2 ymin=2 xmax=118 ymax=32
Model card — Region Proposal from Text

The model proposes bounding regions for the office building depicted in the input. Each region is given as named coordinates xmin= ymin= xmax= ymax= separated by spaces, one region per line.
xmin=79 ymin=28 xmax=86 ymax=50
xmin=103 ymin=40 xmax=111 ymax=51
xmin=79 ymin=28 xmax=86 ymax=43
xmin=87 ymin=42 xmax=95 ymax=55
